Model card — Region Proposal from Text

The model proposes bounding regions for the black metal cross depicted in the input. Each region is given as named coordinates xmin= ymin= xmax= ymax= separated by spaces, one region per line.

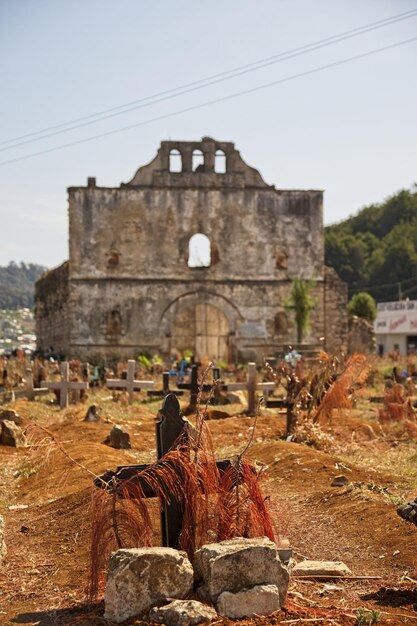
xmin=177 ymin=364 xmax=220 ymax=409
xmin=94 ymin=393 xmax=244 ymax=548
xmin=147 ymin=371 xmax=184 ymax=398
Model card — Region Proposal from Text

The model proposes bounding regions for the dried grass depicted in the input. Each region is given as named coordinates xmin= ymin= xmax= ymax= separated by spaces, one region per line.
xmin=88 ymin=365 xmax=278 ymax=601
xmin=312 ymin=353 xmax=369 ymax=424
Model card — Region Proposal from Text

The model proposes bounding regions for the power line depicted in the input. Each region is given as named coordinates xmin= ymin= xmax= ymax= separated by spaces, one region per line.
xmin=0 ymin=37 xmax=417 ymax=166
xmin=1 ymin=35 xmax=416 ymax=168
xmin=348 ymin=276 xmax=417 ymax=297
xmin=1 ymin=8 xmax=417 ymax=152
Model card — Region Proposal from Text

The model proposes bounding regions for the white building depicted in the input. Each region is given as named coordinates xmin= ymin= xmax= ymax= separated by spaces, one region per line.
xmin=375 ymin=300 xmax=417 ymax=356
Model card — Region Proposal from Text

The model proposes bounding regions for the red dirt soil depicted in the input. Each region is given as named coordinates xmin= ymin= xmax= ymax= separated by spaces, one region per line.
xmin=1 ymin=391 xmax=417 ymax=625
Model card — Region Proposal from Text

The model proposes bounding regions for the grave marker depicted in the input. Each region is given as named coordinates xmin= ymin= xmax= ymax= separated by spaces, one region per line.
xmin=95 ymin=393 xmax=250 ymax=548
xmin=106 ymin=359 xmax=154 ymax=404
xmin=221 ymin=362 xmax=275 ymax=414
xmin=177 ymin=365 xmax=219 ymax=409
xmin=41 ymin=361 xmax=88 ymax=409
xmin=148 ymin=371 xmax=184 ymax=399
xmin=0 ymin=368 xmax=49 ymax=404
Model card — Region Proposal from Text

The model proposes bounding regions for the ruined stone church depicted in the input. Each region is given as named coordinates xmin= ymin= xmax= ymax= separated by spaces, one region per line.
xmin=35 ymin=137 xmax=347 ymax=363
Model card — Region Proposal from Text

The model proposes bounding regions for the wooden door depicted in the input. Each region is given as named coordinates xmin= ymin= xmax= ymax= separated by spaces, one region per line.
xmin=171 ymin=304 xmax=230 ymax=362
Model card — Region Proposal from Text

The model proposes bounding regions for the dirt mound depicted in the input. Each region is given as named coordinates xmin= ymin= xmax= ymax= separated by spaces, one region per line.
xmin=1 ymin=390 xmax=417 ymax=624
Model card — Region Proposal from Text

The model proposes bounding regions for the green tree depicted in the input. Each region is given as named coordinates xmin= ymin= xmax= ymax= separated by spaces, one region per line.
xmin=285 ymin=278 xmax=317 ymax=343
xmin=325 ymin=187 xmax=417 ymax=302
xmin=348 ymin=292 xmax=377 ymax=322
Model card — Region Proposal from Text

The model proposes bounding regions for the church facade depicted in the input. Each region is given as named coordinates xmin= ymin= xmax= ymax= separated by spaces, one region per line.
xmin=35 ymin=137 xmax=347 ymax=363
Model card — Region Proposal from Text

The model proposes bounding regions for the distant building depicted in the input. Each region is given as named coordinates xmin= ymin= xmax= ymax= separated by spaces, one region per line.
xmin=375 ymin=300 xmax=417 ymax=356
xmin=35 ymin=137 xmax=348 ymax=363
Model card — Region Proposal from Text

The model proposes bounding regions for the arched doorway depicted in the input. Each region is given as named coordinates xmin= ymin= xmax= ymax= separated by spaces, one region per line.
xmin=170 ymin=303 xmax=230 ymax=362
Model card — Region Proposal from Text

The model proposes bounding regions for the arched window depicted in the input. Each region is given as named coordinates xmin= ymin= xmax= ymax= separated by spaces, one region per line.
xmin=214 ymin=149 xmax=226 ymax=173
xmin=169 ymin=149 xmax=182 ymax=172
xmin=192 ymin=149 xmax=204 ymax=172
xmin=188 ymin=233 xmax=211 ymax=268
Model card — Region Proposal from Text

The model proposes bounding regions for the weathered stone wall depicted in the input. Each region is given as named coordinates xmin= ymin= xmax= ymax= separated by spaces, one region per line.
xmin=36 ymin=138 xmax=347 ymax=363
xmin=348 ymin=315 xmax=375 ymax=354
xmin=68 ymin=187 xmax=324 ymax=282
xmin=35 ymin=262 xmax=70 ymax=356
xmin=68 ymin=279 xmax=327 ymax=363
xmin=324 ymin=266 xmax=348 ymax=355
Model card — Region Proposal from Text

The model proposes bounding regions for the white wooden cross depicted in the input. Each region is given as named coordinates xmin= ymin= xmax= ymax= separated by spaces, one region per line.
xmin=106 ymin=359 xmax=154 ymax=404
xmin=41 ymin=361 xmax=89 ymax=409
xmin=222 ymin=362 xmax=275 ymax=415
xmin=22 ymin=368 xmax=49 ymax=400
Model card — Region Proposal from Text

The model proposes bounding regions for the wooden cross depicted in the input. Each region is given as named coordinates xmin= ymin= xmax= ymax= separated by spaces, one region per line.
xmin=95 ymin=393 xmax=248 ymax=548
xmin=221 ymin=362 xmax=275 ymax=415
xmin=177 ymin=364 xmax=219 ymax=409
xmin=41 ymin=361 xmax=89 ymax=409
xmin=148 ymin=371 xmax=184 ymax=398
xmin=22 ymin=368 xmax=49 ymax=400
xmin=0 ymin=368 xmax=49 ymax=403
xmin=105 ymin=359 xmax=154 ymax=404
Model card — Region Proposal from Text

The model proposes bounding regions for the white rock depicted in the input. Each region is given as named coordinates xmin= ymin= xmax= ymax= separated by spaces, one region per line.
xmin=293 ymin=560 xmax=352 ymax=577
xmin=104 ymin=547 xmax=194 ymax=624
xmin=0 ymin=515 xmax=6 ymax=563
xmin=149 ymin=600 xmax=217 ymax=626
xmin=217 ymin=584 xmax=280 ymax=618
xmin=194 ymin=536 xmax=289 ymax=607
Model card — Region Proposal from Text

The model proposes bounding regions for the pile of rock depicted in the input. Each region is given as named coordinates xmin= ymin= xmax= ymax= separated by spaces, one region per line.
xmin=104 ymin=537 xmax=290 ymax=624
xmin=194 ymin=536 xmax=289 ymax=618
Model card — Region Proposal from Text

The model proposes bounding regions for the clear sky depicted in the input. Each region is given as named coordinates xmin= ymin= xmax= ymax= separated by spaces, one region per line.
xmin=0 ymin=0 xmax=416 ymax=268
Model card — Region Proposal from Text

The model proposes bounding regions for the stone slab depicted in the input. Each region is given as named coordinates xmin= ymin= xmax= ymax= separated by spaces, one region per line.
xmin=293 ymin=560 xmax=352 ymax=577
xmin=149 ymin=600 xmax=217 ymax=626
xmin=217 ymin=584 xmax=280 ymax=618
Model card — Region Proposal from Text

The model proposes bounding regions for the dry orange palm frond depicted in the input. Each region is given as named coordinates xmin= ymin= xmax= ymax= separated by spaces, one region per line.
xmin=88 ymin=432 xmax=279 ymax=599
xmin=384 ymin=383 xmax=405 ymax=405
xmin=312 ymin=353 xmax=369 ymax=424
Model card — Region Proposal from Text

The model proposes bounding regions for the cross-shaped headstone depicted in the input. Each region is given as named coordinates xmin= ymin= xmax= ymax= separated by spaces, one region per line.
xmin=41 ymin=361 xmax=89 ymax=409
xmin=177 ymin=364 xmax=219 ymax=409
xmin=95 ymin=393 xmax=250 ymax=548
xmin=147 ymin=371 xmax=184 ymax=399
xmin=22 ymin=368 xmax=49 ymax=400
xmin=105 ymin=359 xmax=154 ymax=404
xmin=221 ymin=362 xmax=275 ymax=414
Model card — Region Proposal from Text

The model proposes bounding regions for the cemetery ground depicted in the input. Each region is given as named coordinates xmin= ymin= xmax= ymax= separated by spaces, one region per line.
xmin=1 ymin=370 xmax=417 ymax=625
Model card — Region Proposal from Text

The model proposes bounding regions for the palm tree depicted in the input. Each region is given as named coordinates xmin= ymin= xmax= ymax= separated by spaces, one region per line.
xmin=285 ymin=278 xmax=316 ymax=343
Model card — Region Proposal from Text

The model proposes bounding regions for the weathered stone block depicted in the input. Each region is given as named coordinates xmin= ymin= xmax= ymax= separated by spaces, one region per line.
xmin=331 ymin=475 xmax=349 ymax=487
xmin=0 ymin=515 xmax=6 ymax=563
xmin=104 ymin=547 xmax=194 ymax=624
xmin=107 ymin=424 xmax=130 ymax=449
xmin=84 ymin=404 xmax=101 ymax=422
xmin=217 ymin=584 xmax=280 ymax=618
xmin=149 ymin=599 xmax=217 ymax=626
xmin=193 ymin=536 xmax=289 ymax=607
xmin=293 ymin=560 xmax=352 ymax=577
xmin=1 ymin=420 xmax=26 ymax=447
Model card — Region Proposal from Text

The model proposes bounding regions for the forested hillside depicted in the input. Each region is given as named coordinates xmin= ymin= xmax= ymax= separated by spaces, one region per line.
xmin=0 ymin=262 xmax=46 ymax=309
xmin=325 ymin=187 xmax=417 ymax=302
